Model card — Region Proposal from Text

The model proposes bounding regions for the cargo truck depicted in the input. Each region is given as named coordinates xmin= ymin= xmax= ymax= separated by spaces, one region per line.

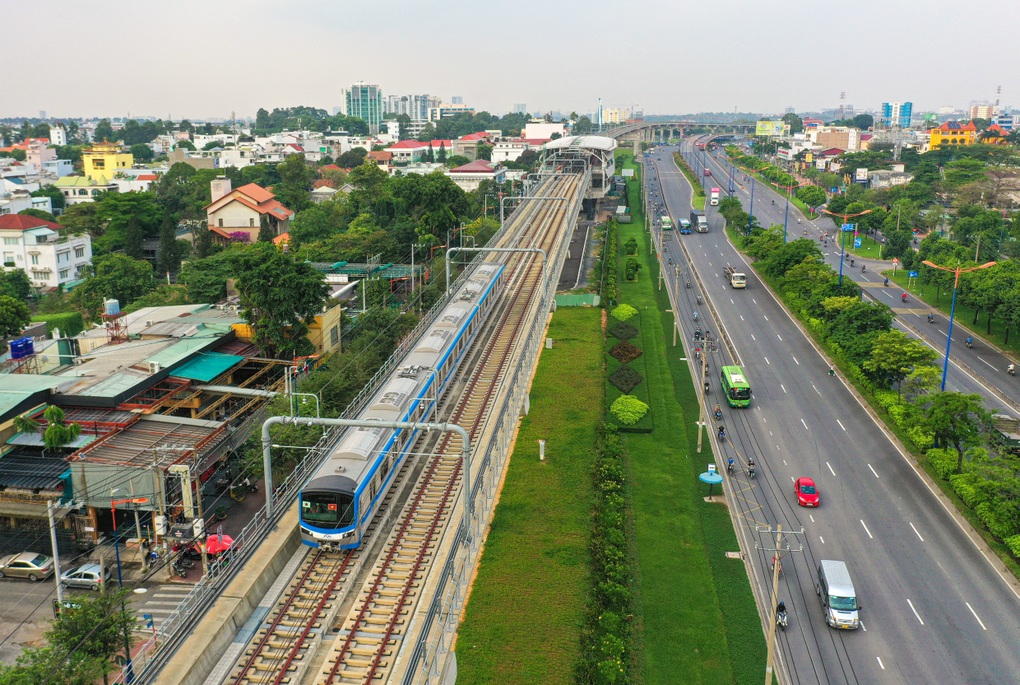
xmin=690 ymin=210 xmax=708 ymax=233
xmin=724 ymin=266 xmax=747 ymax=289
xmin=992 ymin=414 xmax=1020 ymax=454
xmin=710 ymin=187 xmax=720 ymax=206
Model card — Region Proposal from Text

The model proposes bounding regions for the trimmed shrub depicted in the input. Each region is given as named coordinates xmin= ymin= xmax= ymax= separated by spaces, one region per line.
xmin=611 ymin=304 xmax=638 ymax=322
xmin=609 ymin=341 xmax=643 ymax=364
xmin=1006 ymin=535 xmax=1020 ymax=559
xmin=609 ymin=365 xmax=643 ymax=393
xmin=610 ymin=395 xmax=648 ymax=425
xmin=31 ymin=312 xmax=84 ymax=338
xmin=608 ymin=322 xmax=637 ymax=341
xmin=624 ymin=237 xmax=637 ymax=255
xmin=624 ymin=257 xmax=640 ymax=281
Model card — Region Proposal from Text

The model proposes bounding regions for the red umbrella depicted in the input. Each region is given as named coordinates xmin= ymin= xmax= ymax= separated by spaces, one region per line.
xmin=206 ymin=533 xmax=233 ymax=555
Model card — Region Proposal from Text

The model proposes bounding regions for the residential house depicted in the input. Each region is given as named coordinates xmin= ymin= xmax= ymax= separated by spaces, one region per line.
xmin=979 ymin=123 xmax=1009 ymax=145
xmin=446 ymin=160 xmax=506 ymax=192
xmin=310 ymin=181 xmax=339 ymax=204
xmin=54 ymin=175 xmax=117 ymax=205
xmin=42 ymin=159 xmax=74 ymax=178
xmin=25 ymin=140 xmax=56 ymax=169
xmin=384 ymin=140 xmax=454 ymax=164
xmin=366 ymin=150 xmax=392 ymax=172
xmin=928 ymin=120 xmax=977 ymax=149
xmin=0 ymin=214 xmax=92 ymax=290
xmin=82 ymin=142 xmax=133 ymax=181
xmin=204 ymin=178 xmax=293 ymax=243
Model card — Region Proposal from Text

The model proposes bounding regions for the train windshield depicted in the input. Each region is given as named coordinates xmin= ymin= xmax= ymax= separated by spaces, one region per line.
xmin=302 ymin=491 xmax=355 ymax=528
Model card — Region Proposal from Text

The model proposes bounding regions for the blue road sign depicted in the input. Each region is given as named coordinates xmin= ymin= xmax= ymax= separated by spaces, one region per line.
xmin=841 ymin=223 xmax=854 ymax=232
xmin=854 ymin=238 xmax=862 ymax=248
xmin=909 ymin=270 xmax=919 ymax=278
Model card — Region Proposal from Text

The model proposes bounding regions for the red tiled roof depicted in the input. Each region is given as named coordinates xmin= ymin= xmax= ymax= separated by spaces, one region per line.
xmin=312 ymin=179 xmax=336 ymax=189
xmin=449 ymin=160 xmax=496 ymax=173
xmin=137 ymin=174 xmax=158 ymax=181
xmin=319 ymin=164 xmax=342 ymax=174
xmin=273 ymin=232 xmax=290 ymax=246
xmin=819 ymin=148 xmax=844 ymax=156
xmin=937 ymin=120 xmax=977 ymax=132
xmin=388 ymin=140 xmax=427 ymax=149
xmin=521 ymin=138 xmax=551 ymax=146
xmin=985 ymin=124 xmax=1007 ymax=136
xmin=285 ymin=143 xmax=305 ymax=152
xmin=459 ymin=132 xmax=490 ymax=141
xmin=235 ymin=183 xmax=275 ymax=203
xmin=0 ymin=214 xmax=63 ymax=231
xmin=367 ymin=151 xmax=393 ymax=161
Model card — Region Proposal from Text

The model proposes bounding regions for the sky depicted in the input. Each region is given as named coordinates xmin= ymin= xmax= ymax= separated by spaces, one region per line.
xmin=4 ymin=0 xmax=1015 ymax=121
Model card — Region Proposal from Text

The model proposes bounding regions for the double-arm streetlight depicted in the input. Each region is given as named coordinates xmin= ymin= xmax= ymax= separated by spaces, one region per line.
xmin=922 ymin=260 xmax=997 ymax=391
xmin=821 ymin=208 xmax=873 ymax=286
xmin=111 ymin=492 xmax=148 ymax=684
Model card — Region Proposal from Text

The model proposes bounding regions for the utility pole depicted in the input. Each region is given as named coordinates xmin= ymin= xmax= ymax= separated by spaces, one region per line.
xmin=756 ymin=524 xmax=805 ymax=685
xmin=47 ymin=500 xmax=64 ymax=604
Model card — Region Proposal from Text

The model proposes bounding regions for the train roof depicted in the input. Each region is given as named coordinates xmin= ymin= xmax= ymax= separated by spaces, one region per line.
xmin=370 ymin=376 xmax=421 ymax=416
xmin=304 ymin=473 xmax=358 ymax=494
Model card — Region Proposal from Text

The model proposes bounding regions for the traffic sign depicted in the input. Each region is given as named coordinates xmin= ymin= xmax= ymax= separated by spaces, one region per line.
xmin=892 ymin=258 xmax=899 ymax=264
xmin=909 ymin=270 xmax=919 ymax=278
xmin=841 ymin=223 xmax=854 ymax=232
xmin=854 ymin=238 xmax=862 ymax=248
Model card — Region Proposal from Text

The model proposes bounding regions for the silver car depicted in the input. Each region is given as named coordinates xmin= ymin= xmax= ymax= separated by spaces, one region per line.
xmin=60 ymin=563 xmax=110 ymax=591
xmin=0 ymin=552 xmax=55 ymax=581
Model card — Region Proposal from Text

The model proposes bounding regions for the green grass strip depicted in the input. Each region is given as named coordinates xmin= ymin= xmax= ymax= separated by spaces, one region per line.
xmin=616 ymin=153 xmax=766 ymax=683
xmin=456 ymin=307 xmax=603 ymax=685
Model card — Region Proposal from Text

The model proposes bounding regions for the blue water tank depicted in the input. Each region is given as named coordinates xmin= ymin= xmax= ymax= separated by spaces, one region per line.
xmin=104 ymin=299 xmax=121 ymax=316
xmin=23 ymin=338 xmax=34 ymax=356
xmin=10 ymin=337 xmax=29 ymax=360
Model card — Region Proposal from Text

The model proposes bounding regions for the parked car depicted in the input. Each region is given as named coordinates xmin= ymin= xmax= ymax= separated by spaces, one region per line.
xmin=60 ymin=563 xmax=110 ymax=591
xmin=795 ymin=477 xmax=820 ymax=507
xmin=0 ymin=552 xmax=55 ymax=581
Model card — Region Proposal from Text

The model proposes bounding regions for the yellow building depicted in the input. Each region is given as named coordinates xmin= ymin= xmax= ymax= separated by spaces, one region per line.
xmin=82 ymin=142 xmax=133 ymax=181
xmin=928 ymin=120 xmax=977 ymax=149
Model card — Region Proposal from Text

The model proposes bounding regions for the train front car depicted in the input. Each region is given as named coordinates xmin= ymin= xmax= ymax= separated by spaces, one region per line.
xmin=300 ymin=423 xmax=390 ymax=549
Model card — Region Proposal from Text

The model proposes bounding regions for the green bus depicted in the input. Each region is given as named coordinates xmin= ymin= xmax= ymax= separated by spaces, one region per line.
xmin=720 ymin=365 xmax=751 ymax=407
xmin=661 ymin=215 xmax=673 ymax=230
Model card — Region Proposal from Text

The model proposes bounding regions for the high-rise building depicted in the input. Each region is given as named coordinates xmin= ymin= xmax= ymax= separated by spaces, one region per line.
xmin=880 ymin=101 xmax=913 ymax=128
xmin=451 ymin=96 xmax=463 ymax=105
xmin=383 ymin=94 xmax=439 ymax=121
xmin=970 ymin=104 xmax=996 ymax=120
xmin=343 ymin=82 xmax=384 ymax=134
xmin=513 ymin=103 xmax=527 ymax=115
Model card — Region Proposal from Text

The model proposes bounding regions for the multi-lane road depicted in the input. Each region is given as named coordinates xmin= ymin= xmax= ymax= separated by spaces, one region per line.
xmin=643 ymin=144 xmax=1020 ymax=684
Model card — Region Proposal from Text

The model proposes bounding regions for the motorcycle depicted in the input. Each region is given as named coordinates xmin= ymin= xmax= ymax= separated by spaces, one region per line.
xmin=171 ymin=561 xmax=189 ymax=578
xmin=714 ymin=408 xmax=723 ymax=421
xmin=772 ymin=556 xmax=783 ymax=575
xmin=884 ymin=278 xmax=889 ymax=287
xmin=176 ymin=556 xmax=195 ymax=570
xmin=1009 ymin=365 xmax=1016 ymax=377
xmin=965 ymin=338 xmax=973 ymax=348
xmin=717 ymin=427 xmax=726 ymax=442
xmin=927 ymin=313 xmax=935 ymax=324
xmin=776 ymin=607 xmax=789 ymax=631
xmin=747 ymin=462 xmax=756 ymax=479
xmin=727 ymin=460 xmax=734 ymax=475
xmin=696 ymin=295 xmax=703 ymax=305
xmin=861 ymin=264 xmax=866 ymax=273
xmin=901 ymin=293 xmax=908 ymax=303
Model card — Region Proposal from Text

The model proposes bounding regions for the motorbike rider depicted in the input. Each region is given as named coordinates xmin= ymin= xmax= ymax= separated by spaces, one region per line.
xmin=713 ymin=403 xmax=722 ymax=418
xmin=861 ymin=264 xmax=866 ymax=273
xmin=928 ymin=313 xmax=935 ymax=323
xmin=1009 ymin=363 xmax=1016 ymax=376
xmin=966 ymin=337 xmax=973 ymax=347
xmin=718 ymin=425 xmax=726 ymax=439
xmin=884 ymin=277 xmax=889 ymax=286
xmin=727 ymin=457 xmax=735 ymax=474
xmin=901 ymin=293 xmax=908 ymax=303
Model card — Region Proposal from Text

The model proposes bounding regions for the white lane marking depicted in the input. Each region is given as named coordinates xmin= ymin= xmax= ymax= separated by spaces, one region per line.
xmin=811 ymin=383 xmax=820 ymax=395
xmin=740 ymin=314 xmax=745 ymax=321
xmin=819 ymin=536 xmax=825 ymax=544
xmin=777 ymin=334 xmax=783 ymax=341
xmin=868 ymin=463 xmax=880 ymax=479
xmin=791 ymin=476 xmax=796 ymax=482
xmin=861 ymin=621 xmax=867 ymax=632
xmin=877 ymin=657 xmax=885 ymax=670
xmin=966 ymin=603 xmax=987 ymax=630
xmin=861 ymin=519 xmax=874 ymax=539
xmin=827 ymin=462 xmax=836 ymax=476
xmin=730 ymin=298 xmax=735 ymax=304
xmin=792 ymin=355 xmax=800 ymax=365
xmin=909 ymin=522 xmax=925 ymax=542
xmin=836 ymin=419 xmax=847 ymax=432
xmin=764 ymin=356 xmax=771 ymax=365
xmin=801 ymin=418 xmax=809 ymax=430
xmin=907 ymin=599 xmax=925 ymax=625
xmin=979 ymin=357 xmax=995 ymax=370
xmin=753 ymin=298 xmax=758 ymax=304
xmin=783 ymin=459 xmax=787 ymax=466
xmin=763 ymin=315 xmax=769 ymax=321
xmin=781 ymin=384 xmax=787 ymax=393
xmin=751 ymin=333 xmax=756 ymax=341
xmin=809 ymin=514 xmax=815 ymax=523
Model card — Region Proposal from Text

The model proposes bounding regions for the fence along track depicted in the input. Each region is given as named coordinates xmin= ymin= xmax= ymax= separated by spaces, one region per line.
xmin=315 ymin=178 xmax=573 ymax=685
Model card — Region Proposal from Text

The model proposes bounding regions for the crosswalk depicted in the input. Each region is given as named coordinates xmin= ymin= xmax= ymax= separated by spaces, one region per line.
xmin=131 ymin=583 xmax=194 ymax=633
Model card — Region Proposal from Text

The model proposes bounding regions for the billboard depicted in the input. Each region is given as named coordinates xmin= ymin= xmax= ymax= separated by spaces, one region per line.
xmin=756 ymin=121 xmax=788 ymax=137
xmin=855 ymin=168 xmax=869 ymax=182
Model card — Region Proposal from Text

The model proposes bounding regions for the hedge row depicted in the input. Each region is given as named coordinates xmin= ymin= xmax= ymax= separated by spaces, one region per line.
xmin=598 ymin=219 xmax=619 ymax=304
xmin=31 ymin=312 xmax=84 ymax=338
xmin=576 ymin=425 xmax=632 ymax=684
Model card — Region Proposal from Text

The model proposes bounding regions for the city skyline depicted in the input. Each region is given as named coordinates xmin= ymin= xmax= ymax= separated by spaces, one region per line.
xmin=2 ymin=0 xmax=1013 ymax=121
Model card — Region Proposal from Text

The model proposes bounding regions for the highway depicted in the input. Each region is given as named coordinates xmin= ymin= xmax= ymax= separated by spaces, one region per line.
xmin=643 ymin=144 xmax=1020 ymax=685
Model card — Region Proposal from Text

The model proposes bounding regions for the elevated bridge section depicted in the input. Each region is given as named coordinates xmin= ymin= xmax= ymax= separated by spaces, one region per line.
xmin=605 ymin=120 xmax=756 ymax=147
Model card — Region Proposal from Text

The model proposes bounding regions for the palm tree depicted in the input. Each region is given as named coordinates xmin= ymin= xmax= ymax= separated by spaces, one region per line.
xmin=14 ymin=405 xmax=81 ymax=453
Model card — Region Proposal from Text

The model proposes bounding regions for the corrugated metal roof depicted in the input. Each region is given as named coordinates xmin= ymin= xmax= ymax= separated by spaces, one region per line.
xmin=171 ymin=352 xmax=244 ymax=383
xmin=0 ymin=450 xmax=69 ymax=490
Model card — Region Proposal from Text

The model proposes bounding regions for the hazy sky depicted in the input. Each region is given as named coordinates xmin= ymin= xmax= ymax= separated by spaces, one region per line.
xmin=4 ymin=0 xmax=1014 ymax=120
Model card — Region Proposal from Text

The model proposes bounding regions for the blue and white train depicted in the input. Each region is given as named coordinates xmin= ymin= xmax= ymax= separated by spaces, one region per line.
xmin=299 ymin=263 xmax=505 ymax=550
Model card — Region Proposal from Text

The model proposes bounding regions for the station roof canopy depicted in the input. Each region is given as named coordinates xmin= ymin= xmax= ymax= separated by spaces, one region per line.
xmin=170 ymin=351 xmax=245 ymax=383
xmin=542 ymin=135 xmax=617 ymax=152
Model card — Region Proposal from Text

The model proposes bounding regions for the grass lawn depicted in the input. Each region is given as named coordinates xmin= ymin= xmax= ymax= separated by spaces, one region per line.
xmin=456 ymin=307 xmax=603 ymax=685
xmin=672 ymin=152 xmax=707 ymax=210
xmin=616 ymin=153 xmax=765 ymax=684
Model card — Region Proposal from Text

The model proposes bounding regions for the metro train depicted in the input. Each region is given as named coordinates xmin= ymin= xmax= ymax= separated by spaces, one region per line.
xmin=298 ymin=263 xmax=505 ymax=550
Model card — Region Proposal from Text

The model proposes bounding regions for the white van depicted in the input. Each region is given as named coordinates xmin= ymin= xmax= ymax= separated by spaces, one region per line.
xmin=816 ymin=560 xmax=861 ymax=629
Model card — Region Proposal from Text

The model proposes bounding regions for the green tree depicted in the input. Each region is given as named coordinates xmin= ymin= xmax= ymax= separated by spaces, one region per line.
xmin=862 ymin=329 xmax=939 ymax=392
xmin=290 ymin=201 xmax=341 ymax=246
xmin=178 ymin=249 xmax=238 ymax=302
xmin=232 ymin=243 xmax=330 ymax=358
xmin=923 ymin=392 xmax=990 ymax=473
xmin=336 ymin=148 xmax=367 ymax=168
xmin=258 ymin=213 xmax=274 ymax=242
xmin=5 ymin=148 xmax=26 ymax=161
xmin=274 ymin=153 xmax=313 ymax=212
xmin=437 ymin=142 xmax=447 ymax=163
xmin=425 ymin=142 xmax=435 ymax=163
xmin=395 ymin=114 xmax=412 ymax=140
xmin=47 ymin=588 xmax=137 ymax=685
xmin=0 ymin=295 xmax=31 ymax=350
xmin=416 ymin=123 xmax=436 ymax=142
xmin=0 ymin=269 xmax=32 ymax=300
xmin=17 ymin=208 xmax=57 ymax=223
xmin=93 ymin=119 xmax=115 ymax=142
xmin=31 ymin=185 xmax=66 ymax=210
xmin=71 ymin=254 xmax=155 ymax=317
xmin=782 ymin=112 xmax=804 ymax=134
xmin=0 ymin=644 xmax=104 ymax=685
xmin=129 ymin=143 xmax=154 ymax=162
xmin=796 ymin=185 xmax=827 ymax=210
xmin=93 ymin=191 xmax=162 ymax=255
xmin=156 ymin=212 xmax=182 ymax=275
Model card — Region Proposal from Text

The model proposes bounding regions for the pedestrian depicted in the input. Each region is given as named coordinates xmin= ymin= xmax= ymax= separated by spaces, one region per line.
xmin=828 ymin=366 xmax=835 ymax=377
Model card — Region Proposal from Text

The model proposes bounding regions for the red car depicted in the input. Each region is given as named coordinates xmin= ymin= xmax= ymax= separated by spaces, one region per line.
xmin=795 ymin=477 xmax=819 ymax=507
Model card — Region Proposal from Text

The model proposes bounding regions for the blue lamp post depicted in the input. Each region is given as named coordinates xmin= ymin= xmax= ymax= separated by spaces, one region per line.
xmin=922 ymin=260 xmax=997 ymax=391
xmin=782 ymin=184 xmax=792 ymax=243
xmin=747 ymin=175 xmax=756 ymax=235
xmin=822 ymin=208 xmax=873 ymax=286
xmin=111 ymin=493 xmax=147 ymax=684
xmin=728 ymin=162 xmax=735 ymax=196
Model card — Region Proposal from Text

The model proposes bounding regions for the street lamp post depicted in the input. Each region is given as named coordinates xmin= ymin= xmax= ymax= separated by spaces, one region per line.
xmin=922 ymin=260 xmax=997 ymax=391
xmin=782 ymin=184 xmax=794 ymax=244
xmin=111 ymin=492 xmax=148 ymax=684
xmin=821 ymin=209 xmax=873 ymax=286
xmin=748 ymin=174 xmax=756 ymax=235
